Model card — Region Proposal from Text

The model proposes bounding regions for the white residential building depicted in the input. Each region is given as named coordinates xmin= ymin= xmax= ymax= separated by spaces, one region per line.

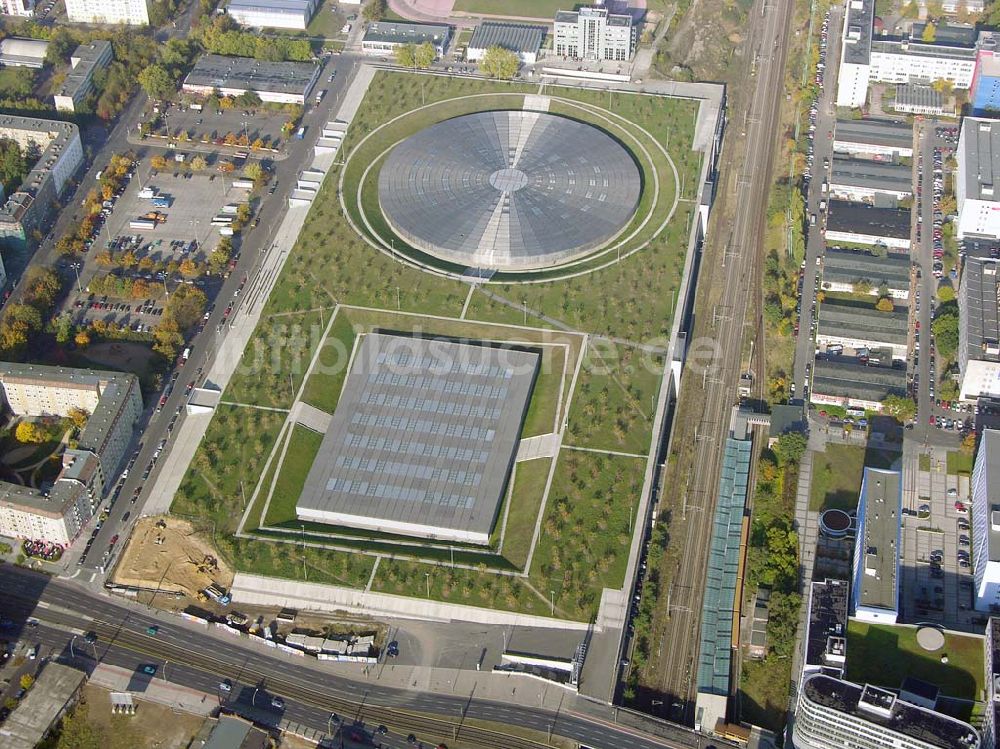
xmin=0 ymin=0 xmax=36 ymax=15
xmin=973 ymin=430 xmax=1000 ymax=612
xmin=794 ymin=673 xmax=980 ymax=749
xmin=959 ymin=257 xmax=1000 ymax=401
xmin=553 ymin=4 xmax=634 ymax=62
xmin=53 ymin=41 xmax=113 ymax=113
xmin=64 ymin=0 xmax=149 ymax=25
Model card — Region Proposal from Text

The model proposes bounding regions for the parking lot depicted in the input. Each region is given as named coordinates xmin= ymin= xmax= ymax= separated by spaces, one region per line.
xmin=65 ymin=169 xmax=250 ymax=331
xmin=147 ymin=100 xmax=292 ymax=153
xmin=901 ymin=453 xmax=979 ymax=630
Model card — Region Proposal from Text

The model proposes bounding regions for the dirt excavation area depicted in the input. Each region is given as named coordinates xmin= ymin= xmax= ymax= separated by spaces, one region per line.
xmin=112 ymin=516 xmax=233 ymax=598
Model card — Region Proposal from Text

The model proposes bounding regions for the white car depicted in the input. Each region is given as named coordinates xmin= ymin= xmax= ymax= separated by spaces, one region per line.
xmin=947 ymin=488 xmax=958 ymax=497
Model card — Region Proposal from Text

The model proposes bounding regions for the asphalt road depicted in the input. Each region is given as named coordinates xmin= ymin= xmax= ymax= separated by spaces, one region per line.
xmin=73 ymin=51 xmax=365 ymax=577
xmin=652 ymin=0 xmax=794 ymax=723
xmin=792 ymin=3 xmax=841 ymax=398
xmin=1 ymin=567 xmax=729 ymax=749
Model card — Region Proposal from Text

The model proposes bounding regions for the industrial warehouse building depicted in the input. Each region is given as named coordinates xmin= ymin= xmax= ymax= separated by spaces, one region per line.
xmin=0 ymin=38 xmax=49 ymax=68
xmin=893 ymin=83 xmax=946 ymax=116
xmin=822 ymin=247 xmax=911 ymax=299
xmin=361 ymin=21 xmax=451 ymax=58
xmin=182 ymin=54 xmax=320 ymax=104
xmin=816 ymin=298 xmax=909 ymax=359
xmin=828 ymin=157 xmax=912 ymax=203
xmin=296 ymin=333 xmax=539 ymax=544
xmin=53 ymin=41 xmax=113 ymax=113
xmin=0 ymin=116 xmax=83 ymax=259
xmin=809 ymin=358 xmax=907 ymax=412
xmin=0 ymin=364 xmax=142 ymax=546
xmin=825 ymin=202 xmax=911 ymax=250
xmin=466 ymin=21 xmax=545 ymax=65
xmin=833 ymin=118 xmax=913 ymax=160
xmin=225 ymin=0 xmax=318 ymax=30
xmin=851 ymin=467 xmax=902 ymax=623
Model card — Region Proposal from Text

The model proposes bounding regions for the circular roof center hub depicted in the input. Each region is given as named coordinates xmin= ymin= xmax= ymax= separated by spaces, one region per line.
xmin=489 ymin=167 xmax=528 ymax=193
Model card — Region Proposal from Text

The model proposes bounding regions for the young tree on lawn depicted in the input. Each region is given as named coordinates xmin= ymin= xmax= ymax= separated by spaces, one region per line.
xmin=479 ymin=46 xmax=519 ymax=80
xmin=151 ymin=154 xmax=168 ymax=170
xmin=15 ymin=422 xmax=45 ymax=444
xmin=190 ymin=154 xmax=207 ymax=171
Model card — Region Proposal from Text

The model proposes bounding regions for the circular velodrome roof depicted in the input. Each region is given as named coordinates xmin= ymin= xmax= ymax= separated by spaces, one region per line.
xmin=377 ymin=111 xmax=642 ymax=271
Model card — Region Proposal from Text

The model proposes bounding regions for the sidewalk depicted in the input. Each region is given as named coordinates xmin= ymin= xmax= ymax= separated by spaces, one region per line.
xmin=89 ymin=662 xmax=217 ymax=716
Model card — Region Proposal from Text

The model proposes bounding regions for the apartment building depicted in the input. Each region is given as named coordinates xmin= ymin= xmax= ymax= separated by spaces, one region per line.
xmin=53 ymin=41 xmax=113 ymax=113
xmin=0 ymin=116 xmax=83 ymax=253
xmin=64 ymin=0 xmax=149 ymax=24
xmin=0 ymin=364 xmax=142 ymax=546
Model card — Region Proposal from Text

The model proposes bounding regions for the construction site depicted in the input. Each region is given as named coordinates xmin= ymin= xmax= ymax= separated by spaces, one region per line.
xmin=110 ymin=516 xmax=233 ymax=606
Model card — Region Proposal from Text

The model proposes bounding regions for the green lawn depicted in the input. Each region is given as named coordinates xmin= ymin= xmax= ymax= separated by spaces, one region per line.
xmin=808 ymin=444 xmax=899 ymax=512
xmin=262 ymin=425 xmax=325 ymax=526
xmin=500 ymin=458 xmax=552 ymax=569
xmin=947 ymin=450 xmax=974 ymax=476
xmin=172 ymin=71 xmax=698 ymax=619
xmin=453 ymin=0 xmax=566 ymax=18
xmin=300 ymin=311 xmax=356 ymax=413
xmin=305 ymin=0 xmax=345 ymax=38
xmin=847 ymin=621 xmax=984 ymax=701
xmin=564 ymin=341 xmax=663 ymax=454
xmin=371 ymin=452 xmax=642 ymax=620
xmin=223 ymin=309 xmax=327 ymax=409
xmin=740 ymin=655 xmax=794 ymax=733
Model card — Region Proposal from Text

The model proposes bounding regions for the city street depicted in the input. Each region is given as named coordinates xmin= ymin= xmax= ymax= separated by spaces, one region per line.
xmin=1 ymin=566 xmax=730 ymax=749
xmin=63 ymin=50 xmax=366 ymax=579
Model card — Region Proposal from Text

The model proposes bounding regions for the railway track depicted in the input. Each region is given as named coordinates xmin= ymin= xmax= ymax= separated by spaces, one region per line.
xmin=646 ymin=0 xmax=795 ymax=722
xmin=17 ymin=600 xmax=554 ymax=749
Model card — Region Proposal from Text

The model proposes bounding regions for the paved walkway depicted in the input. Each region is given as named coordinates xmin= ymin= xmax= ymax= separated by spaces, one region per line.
xmin=89 ymin=662 xmax=217 ymax=716
xmin=516 ymin=433 xmax=561 ymax=461
xmin=292 ymin=402 xmax=333 ymax=433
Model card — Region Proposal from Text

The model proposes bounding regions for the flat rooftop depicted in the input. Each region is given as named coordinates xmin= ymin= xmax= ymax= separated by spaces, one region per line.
xmin=296 ymin=333 xmax=539 ymax=544
xmin=54 ymin=41 xmax=112 ymax=104
xmin=830 ymin=156 xmax=913 ymax=194
xmin=812 ymin=359 xmax=907 ymax=402
xmin=961 ymin=117 xmax=1000 ymax=203
xmin=0 ymin=663 xmax=86 ymax=748
xmin=872 ymin=38 xmax=977 ymax=60
xmin=183 ymin=54 xmax=318 ymax=95
xmin=823 ymin=246 xmax=910 ymax=288
xmin=856 ymin=467 xmax=901 ymax=613
xmin=961 ymin=257 xmax=1000 ymax=364
xmin=912 ymin=21 xmax=977 ymax=46
xmin=826 ymin=201 xmax=912 ymax=240
xmin=468 ymin=21 xmax=545 ymax=54
xmin=895 ymin=83 xmax=944 ymax=112
xmin=802 ymin=674 xmax=980 ymax=749
xmin=363 ymin=20 xmax=451 ymax=46
xmin=227 ymin=0 xmax=316 ymax=15
xmin=818 ymin=299 xmax=909 ymax=345
xmin=834 ymin=118 xmax=913 ymax=150
xmin=842 ymin=0 xmax=874 ymax=66
xmin=805 ymin=579 xmax=849 ymax=677
xmin=0 ymin=115 xmax=80 ymax=226
xmin=979 ymin=430 xmax=1000 ymax=563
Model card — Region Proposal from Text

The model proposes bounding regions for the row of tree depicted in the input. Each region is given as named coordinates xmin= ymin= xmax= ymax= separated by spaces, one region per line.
xmin=0 ymin=267 xmax=62 ymax=354
xmin=197 ymin=15 xmax=312 ymax=63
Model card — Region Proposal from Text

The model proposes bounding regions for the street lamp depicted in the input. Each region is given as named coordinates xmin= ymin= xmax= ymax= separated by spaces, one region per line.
xmin=425 ymin=572 xmax=430 ymax=598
